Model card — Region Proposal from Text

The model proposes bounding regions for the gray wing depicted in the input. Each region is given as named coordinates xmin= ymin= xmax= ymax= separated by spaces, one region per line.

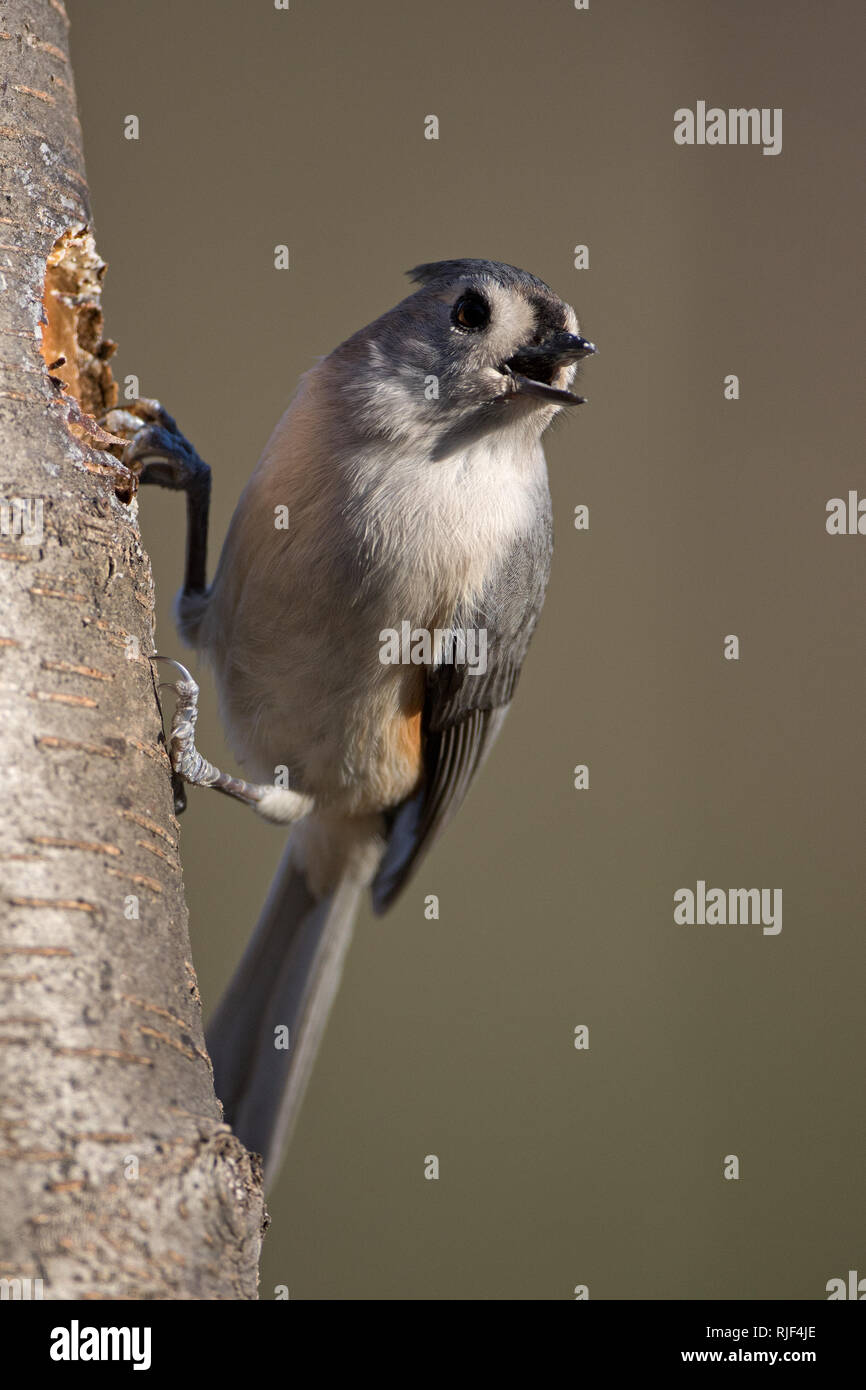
xmin=371 ymin=498 xmax=553 ymax=912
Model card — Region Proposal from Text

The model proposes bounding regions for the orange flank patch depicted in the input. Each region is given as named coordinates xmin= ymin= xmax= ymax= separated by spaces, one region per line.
xmin=395 ymin=709 xmax=423 ymax=779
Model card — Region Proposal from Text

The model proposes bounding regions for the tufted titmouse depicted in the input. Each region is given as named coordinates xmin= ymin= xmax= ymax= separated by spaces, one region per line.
xmin=115 ymin=259 xmax=595 ymax=1186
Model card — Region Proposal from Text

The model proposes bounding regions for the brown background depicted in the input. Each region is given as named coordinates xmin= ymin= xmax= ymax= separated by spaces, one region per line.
xmin=68 ymin=0 xmax=864 ymax=1299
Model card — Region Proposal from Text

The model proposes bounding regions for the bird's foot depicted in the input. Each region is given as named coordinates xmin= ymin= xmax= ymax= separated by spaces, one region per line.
xmin=104 ymin=399 xmax=208 ymax=493
xmin=153 ymin=657 xmax=314 ymax=824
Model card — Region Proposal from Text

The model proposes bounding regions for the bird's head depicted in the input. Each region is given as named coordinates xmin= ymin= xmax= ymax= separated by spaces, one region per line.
xmin=328 ymin=259 xmax=596 ymax=457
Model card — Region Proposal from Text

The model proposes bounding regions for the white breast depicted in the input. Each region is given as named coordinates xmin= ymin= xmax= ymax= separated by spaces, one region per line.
xmin=196 ymin=385 xmax=548 ymax=804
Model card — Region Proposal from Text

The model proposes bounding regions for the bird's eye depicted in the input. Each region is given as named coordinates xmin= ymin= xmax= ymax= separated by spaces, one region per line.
xmin=451 ymin=291 xmax=490 ymax=332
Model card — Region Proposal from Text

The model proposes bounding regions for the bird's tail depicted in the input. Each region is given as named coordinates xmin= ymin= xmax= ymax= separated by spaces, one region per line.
xmin=206 ymin=824 xmax=374 ymax=1186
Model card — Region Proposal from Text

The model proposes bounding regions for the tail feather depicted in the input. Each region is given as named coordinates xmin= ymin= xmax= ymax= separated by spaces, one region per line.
xmin=206 ymin=837 xmax=363 ymax=1186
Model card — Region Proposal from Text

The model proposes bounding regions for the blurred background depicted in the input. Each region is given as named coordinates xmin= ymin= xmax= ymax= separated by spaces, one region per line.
xmin=68 ymin=0 xmax=864 ymax=1299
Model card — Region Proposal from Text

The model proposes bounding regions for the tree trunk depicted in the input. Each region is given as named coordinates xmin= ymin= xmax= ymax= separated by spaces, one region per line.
xmin=0 ymin=0 xmax=265 ymax=1299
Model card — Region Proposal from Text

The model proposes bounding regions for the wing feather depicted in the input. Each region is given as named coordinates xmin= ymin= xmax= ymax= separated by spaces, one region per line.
xmin=372 ymin=500 xmax=552 ymax=911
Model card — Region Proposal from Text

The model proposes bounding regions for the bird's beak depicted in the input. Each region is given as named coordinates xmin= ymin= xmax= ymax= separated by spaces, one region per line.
xmin=502 ymin=332 xmax=597 ymax=406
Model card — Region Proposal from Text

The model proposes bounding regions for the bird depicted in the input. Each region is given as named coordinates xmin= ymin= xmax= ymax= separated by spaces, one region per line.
xmin=113 ymin=259 xmax=595 ymax=1186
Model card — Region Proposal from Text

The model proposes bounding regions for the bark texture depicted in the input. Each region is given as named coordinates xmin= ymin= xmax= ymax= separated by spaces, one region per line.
xmin=0 ymin=0 xmax=265 ymax=1299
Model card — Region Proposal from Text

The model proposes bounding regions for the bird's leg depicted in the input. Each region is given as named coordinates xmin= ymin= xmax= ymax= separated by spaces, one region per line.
xmin=155 ymin=659 xmax=314 ymax=825
xmin=105 ymin=399 xmax=211 ymax=813
xmin=107 ymin=405 xmax=310 ymax=825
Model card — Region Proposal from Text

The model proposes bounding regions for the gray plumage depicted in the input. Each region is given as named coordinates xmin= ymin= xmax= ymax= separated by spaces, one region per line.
xmin=156 ymin=259 xmax=593 ymax=1184
xmin=373 ymin=506 xmax=553 ymax=910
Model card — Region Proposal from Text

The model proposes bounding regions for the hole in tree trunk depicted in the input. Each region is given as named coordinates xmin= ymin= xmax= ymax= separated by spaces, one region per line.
xmin=40 ymin=225 xmax=132 ymax=499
